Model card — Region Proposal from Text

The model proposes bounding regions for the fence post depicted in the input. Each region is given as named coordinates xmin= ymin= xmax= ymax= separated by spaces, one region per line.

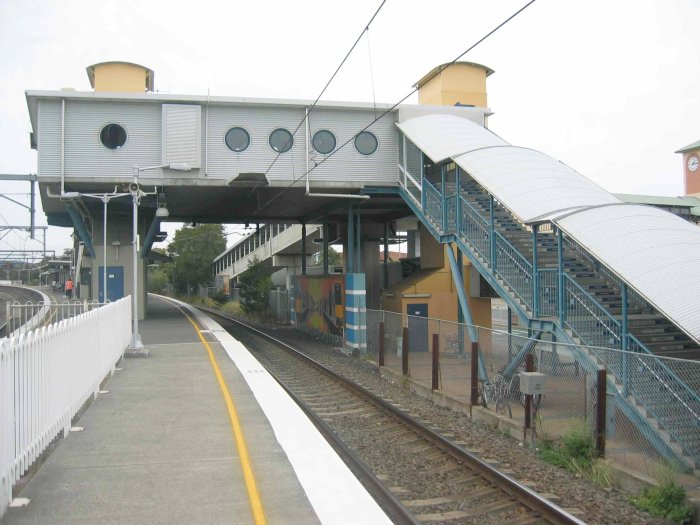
xmin=432 ymin=333 xmax=439 ymax=390
xmin=524 ymin=353 xmax=534 ymax=436
xmin=596 ymin=369 xmax=607 ymax=457
xmin=470 ymin=342 xmax=479 ymax=405
xmin=5 ymin=302 xmax=9 ymax=337
xmin=402 ymin=326 xmax=409 ymax=376
xmin=378 ymin=322 xmax=385 ymax=367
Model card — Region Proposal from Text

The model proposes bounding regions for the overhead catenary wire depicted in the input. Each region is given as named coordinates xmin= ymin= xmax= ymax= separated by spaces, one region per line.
xmin=251 ymin=0 xmax=538 ymax=217
xmin=261 ymin=0 xmax=388 ymax=178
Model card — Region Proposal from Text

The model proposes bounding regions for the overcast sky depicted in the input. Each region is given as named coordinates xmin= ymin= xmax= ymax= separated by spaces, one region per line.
xmin=1 ymin=0 xmax=698 ymax=256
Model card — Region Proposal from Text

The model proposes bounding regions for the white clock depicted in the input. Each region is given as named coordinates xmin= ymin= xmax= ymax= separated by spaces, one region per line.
xmin=689 ymin=155 xmax=699 ymax=172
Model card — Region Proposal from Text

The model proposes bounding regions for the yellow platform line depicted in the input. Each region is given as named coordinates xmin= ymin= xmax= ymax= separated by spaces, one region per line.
xmin=179 ymin=308 xmax=267 ymax=525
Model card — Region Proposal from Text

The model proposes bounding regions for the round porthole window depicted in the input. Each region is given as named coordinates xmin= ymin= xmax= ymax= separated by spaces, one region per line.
xmin=225 ymin=127 xmax=250 ymax=152
xmin=312 ymin=129 xmax=336 ymax=155
xmin=100 ymin=123 xmax=127 ymax=150
xmin=354 ymin=131 xmax=378 ymax=155
xmin=269 ymin=128 xmax=294 ymax=153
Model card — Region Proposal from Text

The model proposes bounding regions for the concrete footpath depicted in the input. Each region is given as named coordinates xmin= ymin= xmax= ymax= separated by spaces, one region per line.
xmin=2 ymin=295 xmax=323 ymax=524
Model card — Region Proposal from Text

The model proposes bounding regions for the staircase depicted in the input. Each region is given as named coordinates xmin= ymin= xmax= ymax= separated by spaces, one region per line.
xmin=398 ymin=143 xmax=700 ymax=471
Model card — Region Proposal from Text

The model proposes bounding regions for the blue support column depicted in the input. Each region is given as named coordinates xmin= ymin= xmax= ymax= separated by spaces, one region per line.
xmin=557 ymin=227 xmax=565 ymax=326
xmin=64 ymin=203 xmax=96 ymax=258
xmin=355 ymin=206 xmax=361 ymax=273
xmin=489 ymin=195 xmax=496 ymax=270
xmin=456 ymin=247 xmax=465 ymax=353
xmin=441 ymin=164 xmax=447 ymax=232
xmin=420 ymin=152 xmax=427 ymax=214
xmin=455 ymin=166 xmax=461 ymax=234
xmin=532 ymin=225 xmax=539 ymax=317
xmin=446 ymin=244 xmax=487 ymax=380
xmin=621 ymin=282 xmax=629 ymax=396
xmin=347 ymin=207 xmax=354 ymax=273
xmin=140 ymin=216 xmax=163 ymax=258
xmin=301 ymin=223 xmax=307 ymax=275
xmin=345 ymin=273 xmax=367 ymax=355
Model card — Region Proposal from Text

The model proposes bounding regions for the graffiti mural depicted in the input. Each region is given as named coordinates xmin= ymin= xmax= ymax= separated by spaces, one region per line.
xmin=291 ymin=275 xmax=344 ymax=337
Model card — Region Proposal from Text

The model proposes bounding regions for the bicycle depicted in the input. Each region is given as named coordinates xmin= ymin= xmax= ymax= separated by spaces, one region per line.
xmin=478 ymin=368 xmax=516 ymax=418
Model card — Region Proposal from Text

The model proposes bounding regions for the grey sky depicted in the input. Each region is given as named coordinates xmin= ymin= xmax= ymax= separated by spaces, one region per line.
xmin=1 ymin=0 xmax=698 ymax=255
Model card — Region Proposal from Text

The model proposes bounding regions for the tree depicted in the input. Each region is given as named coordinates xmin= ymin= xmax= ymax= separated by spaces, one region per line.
xmin=167 ymin=224 xmax=226 ymax=295
xmin=238 ymin=256 xmax=272 ymax=315
xmin=312 ymin=246 xmax=343 ymax=267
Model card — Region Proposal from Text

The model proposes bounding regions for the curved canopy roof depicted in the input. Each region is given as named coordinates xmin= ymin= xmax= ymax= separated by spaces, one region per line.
xmin=555 ymin=204 xmax=700 ymax=344
xmin=397 ymin=113 xmax=700 ymax=344
xmin=396 ymin=114 xmax=507 ymax=163
xmin=453 ymin=146 xmax=621 ymax=224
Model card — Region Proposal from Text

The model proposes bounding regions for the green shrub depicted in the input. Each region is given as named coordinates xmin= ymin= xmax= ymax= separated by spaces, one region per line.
xmin=632 ymin=482 xmax=694 ymax=524
xmin=210 ymin=289 xmax=229 ymax=304
xmin=538 ymin=424 xmax=596 ymax=473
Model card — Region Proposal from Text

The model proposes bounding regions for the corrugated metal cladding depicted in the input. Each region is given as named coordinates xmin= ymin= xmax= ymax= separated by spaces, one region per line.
xmin=37 ymin=100 xmax=61 ymax=178
xmin=204 ymin=105 xmax=397 ymax=186
xmin=396 ymin=114 xmax=507 ymax=164
xmin=454 ymin=146 xmax=620 ymax=224
xmin=555 ymin=204 xmax=700 ymax=343
xmin=62 ymin=100 xmax=162 ymax=180
xmin=162 ymin=104 xmax=201 ymax=168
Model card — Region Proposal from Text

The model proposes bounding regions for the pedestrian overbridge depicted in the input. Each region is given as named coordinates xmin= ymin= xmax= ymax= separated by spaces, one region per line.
xmin=213 ymin=223 xmax=326 ymax=290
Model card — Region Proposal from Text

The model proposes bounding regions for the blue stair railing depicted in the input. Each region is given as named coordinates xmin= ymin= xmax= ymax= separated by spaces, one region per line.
xmin=395 ymin=131 xmax=700 ymax=468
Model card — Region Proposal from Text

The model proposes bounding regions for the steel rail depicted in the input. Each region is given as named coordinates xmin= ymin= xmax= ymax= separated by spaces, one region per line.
xmin=199 ymin=307 xmax=587 ymax=525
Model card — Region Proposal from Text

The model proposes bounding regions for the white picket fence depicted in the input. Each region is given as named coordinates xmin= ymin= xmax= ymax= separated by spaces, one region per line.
xmin=0 ymin=297 xmax=131 ymax=516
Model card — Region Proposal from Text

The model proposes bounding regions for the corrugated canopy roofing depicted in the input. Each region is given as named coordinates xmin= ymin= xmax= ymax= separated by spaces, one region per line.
xmin=396 ymin=114 xmax=507 ymax=164
xmin=555 ymin=205 xmax=700 ymax=344
xmin=397 ymin=113 xmax=700 ymax=344
xmin=453 ymin=147 xmax=620 ymax=224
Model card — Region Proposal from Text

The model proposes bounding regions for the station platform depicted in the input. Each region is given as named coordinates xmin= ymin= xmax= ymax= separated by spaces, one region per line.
xmin=2 ymin=294 xmax=391 ymax=525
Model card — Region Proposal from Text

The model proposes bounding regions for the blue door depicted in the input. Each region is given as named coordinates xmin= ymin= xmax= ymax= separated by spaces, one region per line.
xmin=98 ymin=266 xmax=124 ymax=302
xmin=407 ymin=303 xmax=429 ymax=352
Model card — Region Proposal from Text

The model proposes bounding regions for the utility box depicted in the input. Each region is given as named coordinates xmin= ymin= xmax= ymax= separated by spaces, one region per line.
xmin=520 ymin=372 xmax=547 ymax=395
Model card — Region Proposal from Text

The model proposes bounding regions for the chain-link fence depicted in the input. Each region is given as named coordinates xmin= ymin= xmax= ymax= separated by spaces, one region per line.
xmin=269 ymin=289 xmax=290 ymax=325
xmin=366 ymin=308 xmax=700 ymax=477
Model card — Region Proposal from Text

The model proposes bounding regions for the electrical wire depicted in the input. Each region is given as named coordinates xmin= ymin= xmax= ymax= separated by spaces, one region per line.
xmin=262 ymin=0 xmax=388 ymax=177
xmin=251 ymin=0 xmax=538 ymax=217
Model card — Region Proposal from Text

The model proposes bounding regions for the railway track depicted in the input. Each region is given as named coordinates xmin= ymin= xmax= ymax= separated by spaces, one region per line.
xmin=201 ymin=308 xmax=587 ymax=525
xmin=0 ymin=285 xmax=44 ymax=337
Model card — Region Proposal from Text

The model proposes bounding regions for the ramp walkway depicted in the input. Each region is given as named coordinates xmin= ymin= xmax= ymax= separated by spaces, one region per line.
xmin=2 ymin=295 xmax=390 ymax=525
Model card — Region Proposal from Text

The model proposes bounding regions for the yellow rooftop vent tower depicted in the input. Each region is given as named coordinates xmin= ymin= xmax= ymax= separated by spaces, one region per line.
xmin=86 ymin=61 xmax=154 ymax=93
xmin=414 ymin=61 xmax=493 ymax=107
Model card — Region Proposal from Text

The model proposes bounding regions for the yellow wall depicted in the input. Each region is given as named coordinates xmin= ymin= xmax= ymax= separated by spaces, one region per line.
xmin=417 ymin=63 xmax=489 ymax=107
xmin=419 ymin=227 xmax=444 ymax=269
xmin=385 ymin=64 xmax=495 ymax=329
xmin=383 ymin=244 xmax=491 ymax=328
xmin=93 ymin=63 xmax=150 ymax=93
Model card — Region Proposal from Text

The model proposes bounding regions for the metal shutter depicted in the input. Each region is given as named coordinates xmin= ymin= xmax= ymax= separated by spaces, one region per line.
xmin=162 ymin=104 xmax=201 ymax=168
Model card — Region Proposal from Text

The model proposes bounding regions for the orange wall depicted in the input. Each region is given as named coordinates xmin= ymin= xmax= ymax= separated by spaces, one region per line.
xmin=683 ymin=151 xmax=700 ymax=195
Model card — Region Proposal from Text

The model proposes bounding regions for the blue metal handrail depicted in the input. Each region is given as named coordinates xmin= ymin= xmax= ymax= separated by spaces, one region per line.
xmin=538 ymin=268 xmax=558 ymax=318
xmin=628 ymin=334 xmax=700 ymax=412
xmin=564 ymin=235 xmax=650 ymax=313
xmin=422 ymin=177 xmax=443 ymax=231
xmin=563 ymin=273 xmax=622 ymax=349
xmin=494 ymin=230 xmax=533 ymax=309
xmin=457 ymin=195 xmax=491 ymax=261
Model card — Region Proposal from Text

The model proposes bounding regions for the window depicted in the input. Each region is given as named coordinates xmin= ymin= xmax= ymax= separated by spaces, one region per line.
xmin=269 ymin=128 xmax=293 ymax=153
xmin=312 ymin=129 xmax=336 ymax=155
xmin=225 ymin=127 xmax=250 ymax=152
xmin=100 ymin=124 xmax=127 ymax=149
xmin=354 ymin=131 xmax=378 ymax=155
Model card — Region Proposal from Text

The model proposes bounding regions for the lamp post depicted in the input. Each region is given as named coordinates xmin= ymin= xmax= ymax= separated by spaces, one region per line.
xmin=127 ymin=163 xmax=190 ymax=356
xmin=63 ymin=189 xmax=130 ymax=304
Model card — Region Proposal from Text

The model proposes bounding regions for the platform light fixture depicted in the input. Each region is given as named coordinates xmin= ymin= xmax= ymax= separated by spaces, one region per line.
xmin=127 ymin=163 xmax=190 ymax=356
